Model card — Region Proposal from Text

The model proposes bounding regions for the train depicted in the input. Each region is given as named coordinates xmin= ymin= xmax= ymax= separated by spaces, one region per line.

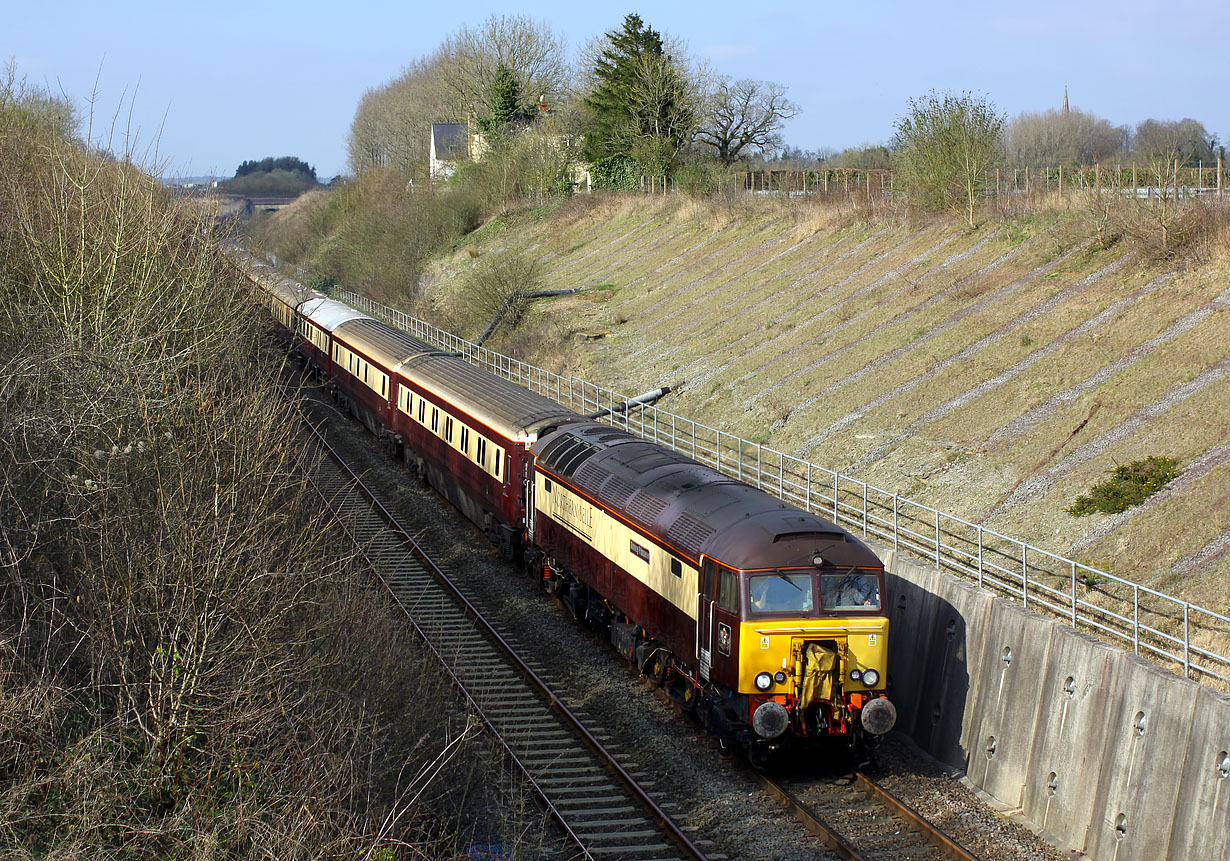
xmin=240 ymin=250 xmax=897 ymax=766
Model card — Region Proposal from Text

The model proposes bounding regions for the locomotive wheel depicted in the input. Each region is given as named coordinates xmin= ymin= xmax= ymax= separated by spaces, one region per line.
xmin=679 ymin=682 xmax=700 ymax=712
xmin=645 ymin=651 xmax=668 ymax=686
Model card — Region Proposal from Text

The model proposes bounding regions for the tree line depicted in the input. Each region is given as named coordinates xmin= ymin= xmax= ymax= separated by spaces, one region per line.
xmin=347 ymin=13 xmax=799 ymax=192
xmin=344 ymin=12 xmax=1220 ymax=197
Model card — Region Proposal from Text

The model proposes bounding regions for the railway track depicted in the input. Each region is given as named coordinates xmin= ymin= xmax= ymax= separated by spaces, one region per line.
xmin=293 ymin=390 xmax=995 ymax=860
xmin=298 ymin=427 xmax=706 ymax=861
xmin=758 ymin=769 xmax=980 ymax=860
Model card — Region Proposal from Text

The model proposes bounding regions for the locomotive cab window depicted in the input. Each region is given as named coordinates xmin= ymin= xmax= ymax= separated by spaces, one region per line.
xmin=820 ymin=569 xmax=881 ymax=611
xmin=749 ymin=572 xmax=814 ymax=614
xmin=717 ymin=567 xmax=739 ymax=612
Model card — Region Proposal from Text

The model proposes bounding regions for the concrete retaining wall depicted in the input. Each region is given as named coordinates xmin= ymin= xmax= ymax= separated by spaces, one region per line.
xmin=876 ymin=544 xmax=1230 ymax=861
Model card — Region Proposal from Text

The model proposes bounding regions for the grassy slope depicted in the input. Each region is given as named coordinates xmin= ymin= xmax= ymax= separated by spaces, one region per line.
xmin=421 ymin=194 xmax=1229 ymax=614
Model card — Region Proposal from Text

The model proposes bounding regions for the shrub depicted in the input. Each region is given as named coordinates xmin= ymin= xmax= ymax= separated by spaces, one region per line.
xmin=591 ymin=154 xmax=644 ymax=191
xmin=673 ymin=160 xmax=726 ymax=195
xmin=1066 ymin=456 xmax=1181 ymax=516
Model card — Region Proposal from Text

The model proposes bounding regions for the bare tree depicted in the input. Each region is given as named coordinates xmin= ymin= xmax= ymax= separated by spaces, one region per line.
xmin=437 ymin=15 xmax=569 ymax=120
xmin=1132 ymin=118 xmax=1219 ymax=166
xmin=1004 ymin=108 xmax=1126 ymax=167
xmin=696 ymin=77 xmax=799 ymax=165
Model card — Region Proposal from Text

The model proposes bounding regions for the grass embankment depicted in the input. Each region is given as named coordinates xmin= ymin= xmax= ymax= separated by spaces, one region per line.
xmin=268 ymin=181 xmax=1228 ymax=619
xmin=0 ymin=87 xmax=538 ymax=856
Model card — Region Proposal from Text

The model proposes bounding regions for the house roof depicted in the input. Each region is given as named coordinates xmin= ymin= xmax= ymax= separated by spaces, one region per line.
xmin=431 ymin=123 xmax=468 ymax=160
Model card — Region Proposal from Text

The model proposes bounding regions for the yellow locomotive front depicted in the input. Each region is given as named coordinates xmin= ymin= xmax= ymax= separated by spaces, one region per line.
xmin=735 ymin=566 xmax=896 ymax=757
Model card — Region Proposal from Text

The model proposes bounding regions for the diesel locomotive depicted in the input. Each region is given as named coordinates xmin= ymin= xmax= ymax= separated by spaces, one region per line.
xmin=243 ymin=252 xmax=897 ymax=765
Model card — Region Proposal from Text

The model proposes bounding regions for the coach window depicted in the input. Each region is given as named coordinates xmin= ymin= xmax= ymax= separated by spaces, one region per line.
xmin=460 ymin=426 xmax=470 ymax=454
xmin=431 ymin=408 xmax=439 ymax=433
xmin=445 ymin=416 xmax=454 ymax=442
xmin=494 ymin=451 xmax=502 ymax=479
xmin=671 ymin=559 xmax=682 ymax=578
xmin=418 ymin=399 xmax=426 ymax=424
xmin=476 ymin=438 xmax=487 ymax=468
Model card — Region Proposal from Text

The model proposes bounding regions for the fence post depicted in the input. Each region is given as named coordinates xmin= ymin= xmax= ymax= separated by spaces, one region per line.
xmin=1184 ymin=603 xmax=1190 ymax=677
xmin=893 ymin=495 xmax=899 ymax=552
xmin=1071 ymin=561 xmax=1077 ymax=625
xmin=1025 ymin=165 xmax=1030 ymax=197
xmin=1218 ymin=155 xmax=1223 ymax=199
xmin=1058 ymin=164 xmax=1064 ymax=199
xmin=1022 ymin=546 xmax=1028 ymax=609
xmin=977 ymin=525 xmax=983 ymax=588
xmin=934 ymin=511 xmax=940 ymax=566
xmin=1132 ymin=164 xmax=1137 ymax=198
xmin=1133 ymin=584 xmax=1140 ymax=655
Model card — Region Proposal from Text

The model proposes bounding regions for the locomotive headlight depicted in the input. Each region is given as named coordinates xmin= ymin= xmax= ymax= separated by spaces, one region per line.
xmin=755 ymin=672 xmax=774 ymax=691
xmin=861 ymin=668 xmax=880 ymax=688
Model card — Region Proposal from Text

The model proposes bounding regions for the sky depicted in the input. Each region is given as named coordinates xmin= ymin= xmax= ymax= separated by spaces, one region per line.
xmin=6 ymin=1 xmax=1227 ymax=180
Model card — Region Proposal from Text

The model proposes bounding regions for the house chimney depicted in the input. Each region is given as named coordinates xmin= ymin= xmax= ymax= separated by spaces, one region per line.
xmin=538 ymin=94 xmax=549 ymax=114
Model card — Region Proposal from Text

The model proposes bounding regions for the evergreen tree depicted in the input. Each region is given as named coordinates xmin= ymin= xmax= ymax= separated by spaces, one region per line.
xmin=581 ymin=14 xmax=694 ymax=171
xmin=480 ymin=65 xmax=523 ymax=134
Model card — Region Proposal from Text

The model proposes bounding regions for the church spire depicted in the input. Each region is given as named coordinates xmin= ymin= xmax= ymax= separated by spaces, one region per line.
xmin=1062 ymin=84 xmax=1069 ymax=115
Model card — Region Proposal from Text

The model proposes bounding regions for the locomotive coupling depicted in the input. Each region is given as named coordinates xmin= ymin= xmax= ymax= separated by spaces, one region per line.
xmin=860 ymin=697 xmax=897 ymax=735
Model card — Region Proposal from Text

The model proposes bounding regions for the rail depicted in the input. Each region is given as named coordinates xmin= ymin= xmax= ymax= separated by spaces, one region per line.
xmin=326 ymin=285 xmax=1229 ymax=686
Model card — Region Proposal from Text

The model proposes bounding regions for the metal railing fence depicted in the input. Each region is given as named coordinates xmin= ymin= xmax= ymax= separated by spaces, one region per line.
xmin=336 ymin=288 xmax=1229 ymax=686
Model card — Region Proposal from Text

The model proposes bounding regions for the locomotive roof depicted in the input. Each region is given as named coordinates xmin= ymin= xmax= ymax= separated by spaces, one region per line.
xmin=533 ymin=421 xmax=880 ymax=570
xmin=300 ymin=297 xmax=371 ymax=331
xmin=399 ymin=350 xmax=582 ymax=443
xmin=332 ymin=317 xmax=436 ymax=369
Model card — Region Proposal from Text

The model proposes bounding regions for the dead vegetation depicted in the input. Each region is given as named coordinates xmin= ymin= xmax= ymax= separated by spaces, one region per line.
xmin=0 ymin=76 xmax=536 ymax=858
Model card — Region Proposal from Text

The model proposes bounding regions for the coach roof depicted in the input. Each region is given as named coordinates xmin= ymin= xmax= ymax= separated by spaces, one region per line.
xmin=300 ymin=297 xmax=371 ymax=332
xmin=399 ymin=350 xmax=581 ymax=444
